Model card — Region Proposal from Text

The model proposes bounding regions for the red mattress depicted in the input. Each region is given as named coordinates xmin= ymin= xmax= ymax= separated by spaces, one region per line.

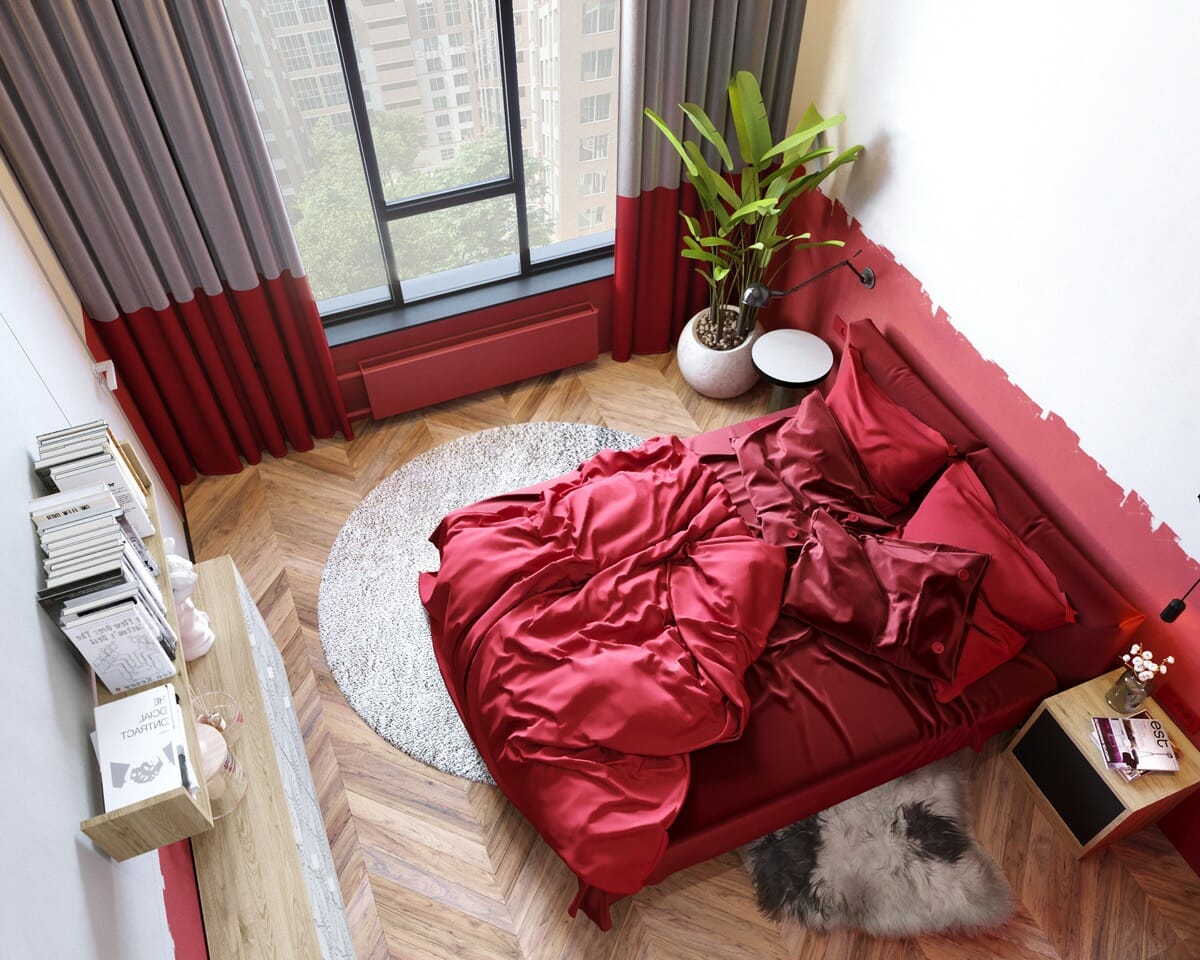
xmin=422 ymin=318 xmax=1145 ymax=930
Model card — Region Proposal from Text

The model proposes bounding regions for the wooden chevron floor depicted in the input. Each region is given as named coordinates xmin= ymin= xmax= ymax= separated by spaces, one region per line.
xmin=182 ymin=353 xmax=1200 ymax=960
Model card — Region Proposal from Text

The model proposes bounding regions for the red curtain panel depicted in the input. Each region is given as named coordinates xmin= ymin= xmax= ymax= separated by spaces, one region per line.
xmin=611 ymin=1 xmax=807 ymax=360
xmin=0 ymin=3 xmax=352 ymax=484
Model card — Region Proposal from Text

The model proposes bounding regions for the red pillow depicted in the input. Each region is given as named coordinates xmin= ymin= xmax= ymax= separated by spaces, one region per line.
xmin=782 ymin=509 xmax=988 ymax=683
xmin=732 ymin=391 xmax=888 ymax=545
xmin=902 ymin=461 xmax=1074 ymax=700
xmin=827 ymin=345 xmax=956 ymax=515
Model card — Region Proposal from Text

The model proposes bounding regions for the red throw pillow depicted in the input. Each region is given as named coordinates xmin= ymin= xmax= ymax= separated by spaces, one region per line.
xmin=732 ymin=391 xmax=888 ymax=545
xmin=782 ymin=509 xmax=988 ymax=683
xmin=827 ymin=345 xmax=956 ymax=515
xmin=902 ymin=461 xmax=1074 ymax=700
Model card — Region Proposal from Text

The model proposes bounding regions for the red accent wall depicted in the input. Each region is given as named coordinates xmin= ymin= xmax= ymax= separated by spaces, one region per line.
xmin=769 ymin=191 xmax=1200 ymax=871
xmin=331 ymin=276 xmax=614 ymax=420
xmin=159 ymin=840 xmax=208 ymax=959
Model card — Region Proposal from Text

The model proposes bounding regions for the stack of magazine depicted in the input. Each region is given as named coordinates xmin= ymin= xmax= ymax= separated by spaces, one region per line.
xmin=30 ymin=423 xmax=177 ymax=694
xmin=33 ymin=420 xmax=153 ymax=537
xmin=1091 ymin=712 xmax=1180 ymax=782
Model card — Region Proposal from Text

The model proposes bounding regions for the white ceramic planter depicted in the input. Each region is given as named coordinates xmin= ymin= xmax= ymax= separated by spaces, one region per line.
xmin=676 ymin=308 xmax=764 ymax=399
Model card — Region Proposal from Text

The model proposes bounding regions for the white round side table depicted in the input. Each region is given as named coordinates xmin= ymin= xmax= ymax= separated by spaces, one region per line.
xmin=751 ymin=328 xmax=835 ymax=410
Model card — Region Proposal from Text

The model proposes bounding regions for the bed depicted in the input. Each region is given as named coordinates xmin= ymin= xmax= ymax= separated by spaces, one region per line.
xmin=419 ymin=318 xmax=1144 ymax=929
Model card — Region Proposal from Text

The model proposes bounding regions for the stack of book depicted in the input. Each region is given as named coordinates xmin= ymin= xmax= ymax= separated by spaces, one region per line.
xmin=33 ymin=420 xmax=154 ymax=538
xmin=93 ymin=683 xmax=197 ymax=811
xmin=31 ymin=424 xmax=177 ymax=694
xmin=1092 ymin=712 xmax=1180 ymax=782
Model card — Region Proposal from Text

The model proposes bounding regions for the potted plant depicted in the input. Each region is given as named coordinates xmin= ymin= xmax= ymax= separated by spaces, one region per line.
xmin=645 ymin=71 xmax=862 ymax=398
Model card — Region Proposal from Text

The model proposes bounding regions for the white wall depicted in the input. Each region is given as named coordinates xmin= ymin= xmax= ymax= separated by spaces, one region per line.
xmin=794 ymin=1 xmax=1200 ymax=560
xmin=0 ymin=157 xmax=187 ymax=958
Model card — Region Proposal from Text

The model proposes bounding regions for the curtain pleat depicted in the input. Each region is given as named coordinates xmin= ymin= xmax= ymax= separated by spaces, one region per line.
xmin=613 ymin=0 xmax=807 ymax=360
xmin=0 ymin=1 xmax=351 ymax=483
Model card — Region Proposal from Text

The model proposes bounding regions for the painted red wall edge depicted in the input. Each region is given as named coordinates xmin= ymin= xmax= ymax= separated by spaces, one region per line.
xmin=768 ymin=192 xmax=1200 ymax=872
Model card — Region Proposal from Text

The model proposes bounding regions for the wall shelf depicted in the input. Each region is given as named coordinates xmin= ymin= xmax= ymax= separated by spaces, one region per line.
xmin=78 ymin=458 xmax=214 ymax=859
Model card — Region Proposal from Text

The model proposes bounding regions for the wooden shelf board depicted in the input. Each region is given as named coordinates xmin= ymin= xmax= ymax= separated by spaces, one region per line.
xmin=187 ymin=555 xmax=322 ymax=960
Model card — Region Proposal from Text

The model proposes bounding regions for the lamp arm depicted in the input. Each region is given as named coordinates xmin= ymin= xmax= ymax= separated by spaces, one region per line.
xmin=766 ymin=250 xmax=876 ymax=298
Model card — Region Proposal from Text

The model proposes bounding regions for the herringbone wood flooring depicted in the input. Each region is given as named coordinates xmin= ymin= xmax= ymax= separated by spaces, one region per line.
xmin=182 ymin=354 xmax=1200 ymax=960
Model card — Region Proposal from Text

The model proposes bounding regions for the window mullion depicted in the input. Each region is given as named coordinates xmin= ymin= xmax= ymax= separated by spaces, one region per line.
xmin=383 ymin=178 xmax=516 ymax=220
xmin=327 ymin=0 xmax=405 ymax=307
xmin=495 ymin=0 xmax=531 ymax=273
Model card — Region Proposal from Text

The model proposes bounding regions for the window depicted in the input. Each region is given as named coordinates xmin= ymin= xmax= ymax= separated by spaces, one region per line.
xmin=579 ymin=133 xmax=608 ymax=161
xmin=308 ymin=29 xmax=338 ymax=67
xmin=319 ymin=73 xmax=348 ymax=106
xmin=580 ymin=49 xmax=613 ymax=82
xmin=297 ymin=0 xmax=325 ymax=23
xmin=266 ymin=0 xmax=298 ymax=29
xmin=226 ymin=0 xmax=620 ymax=319
xmin=577 ymin=206 xmax=604 ymax=229
xmin=579 ymin=171 xmax=607 ymax=195
xmin=579 ymin=93 xmax=611 ymax=123
xmin=293 ymin=75 xmax=322 ymax=111
xmin=582 ymin=0 xmax=616 ymax=35
xmin=279 ymin=35 xmax=312 ymax=71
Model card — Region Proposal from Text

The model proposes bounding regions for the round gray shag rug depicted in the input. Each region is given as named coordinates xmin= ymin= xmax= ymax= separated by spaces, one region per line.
xmin=318 ymin=422 xmax=643 ymax=783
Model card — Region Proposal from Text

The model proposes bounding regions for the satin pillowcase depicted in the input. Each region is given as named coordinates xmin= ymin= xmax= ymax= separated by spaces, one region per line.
xmin=902 ymin=461 xmax=1074 ymax=701
xmin=732 ymin=390 xmax=887 ymax=545
xmin=782 ymin=509 xmax=989 ymax=683
xmin=827 ymin=345 xmax=956 ymax=515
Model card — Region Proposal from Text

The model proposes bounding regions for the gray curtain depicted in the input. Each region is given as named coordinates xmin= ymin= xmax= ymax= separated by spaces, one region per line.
xmin=612 ymin=0 xmax=806 ymax=358
xmin=0 ymin=1 xmax=303 ymax=322
xmin=0 ymin=1 xmax=351 ymax=483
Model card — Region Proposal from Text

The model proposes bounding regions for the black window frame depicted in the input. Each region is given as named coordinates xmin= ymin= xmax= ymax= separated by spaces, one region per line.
xmin=322 ymin=0 xmax=614 ymax=330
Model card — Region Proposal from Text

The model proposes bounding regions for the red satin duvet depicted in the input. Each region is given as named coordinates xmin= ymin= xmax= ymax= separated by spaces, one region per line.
xmin=420 ymin=437 xmax=788 ymax=894
xmin=419 ymin=428 xmax=990 ymax=900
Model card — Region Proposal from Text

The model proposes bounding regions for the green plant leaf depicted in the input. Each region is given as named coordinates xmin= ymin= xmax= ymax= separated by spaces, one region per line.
xmin=644 ymin=109 xmax=698 ymax=177
xmin=684 ymin=141 xmax=740 ymax=210
xmin=679 ymin=102 xmax=734 ymax=169
xmin=729 ymin=71 xmax=773 ymax=164
xmin=681 ymin=248 xmax=725 ymax=266
xmin=762 ymin=113 xmax=846 ymax=163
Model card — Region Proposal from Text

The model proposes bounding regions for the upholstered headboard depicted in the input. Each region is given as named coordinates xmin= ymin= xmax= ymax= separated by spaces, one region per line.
xmin=843 ymin=318 xmax=1144 ymax=686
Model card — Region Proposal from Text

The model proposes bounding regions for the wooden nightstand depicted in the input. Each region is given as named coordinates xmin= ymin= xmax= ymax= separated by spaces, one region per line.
xmin=1004 ymin=667 xmax=1200 ymax=857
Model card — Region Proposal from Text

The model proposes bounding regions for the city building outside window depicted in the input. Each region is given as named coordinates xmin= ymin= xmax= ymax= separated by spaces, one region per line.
xmin=225 ymin=0 xmax=620 ymax=321
xmin=581 ymin=0 xmax=616 ymax=35
xmin=580 ymin=48 xmax=613 ymax=82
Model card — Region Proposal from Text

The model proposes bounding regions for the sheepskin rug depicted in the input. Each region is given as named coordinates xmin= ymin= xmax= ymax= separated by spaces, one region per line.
xmin=744 ymin=759 xmax=1013 ymax=936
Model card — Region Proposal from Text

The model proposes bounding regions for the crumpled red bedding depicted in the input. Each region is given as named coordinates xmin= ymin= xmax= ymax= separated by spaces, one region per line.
xmin=419 ymin=435 xmax=788 ymax=894
xmin=419 ymin=418 xmax=1000 ymax=897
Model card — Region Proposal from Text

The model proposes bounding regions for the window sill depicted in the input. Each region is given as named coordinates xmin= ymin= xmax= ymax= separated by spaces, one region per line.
xmin=323 ymin=255 xmax=615 ymax=348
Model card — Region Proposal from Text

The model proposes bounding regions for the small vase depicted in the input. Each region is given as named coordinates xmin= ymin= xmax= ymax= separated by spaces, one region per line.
xmin=1104 ymin=668 xmax=1150 ymax=714
xmin=676 ymin=308 xmax=763 ymax=399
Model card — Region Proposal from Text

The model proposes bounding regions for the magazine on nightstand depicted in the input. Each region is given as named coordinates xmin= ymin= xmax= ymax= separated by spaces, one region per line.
xmin=1091 ymin=711 xmax=1180 ymax=781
